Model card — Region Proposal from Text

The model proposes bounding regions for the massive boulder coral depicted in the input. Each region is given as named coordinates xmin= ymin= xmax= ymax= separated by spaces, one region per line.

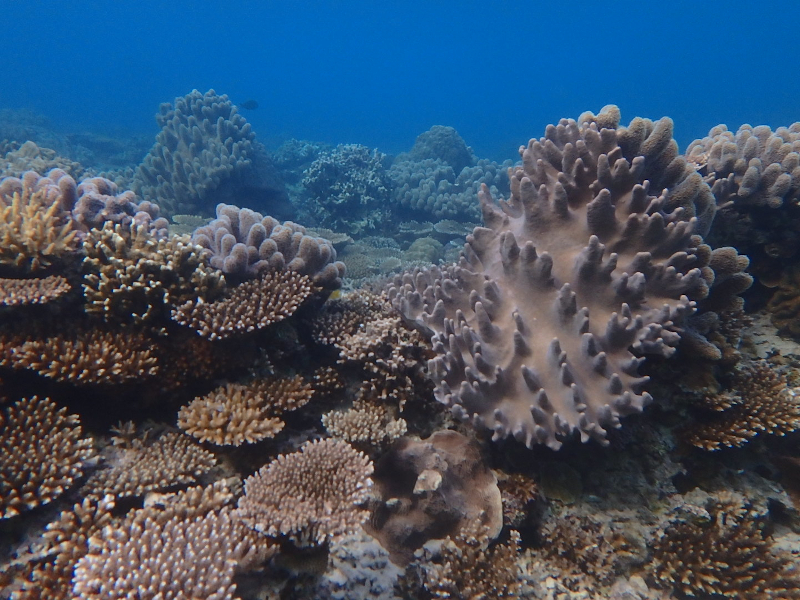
xmin=192 ymin=202 xmax=345 ymax=288
xmin=389 ymin=105 xmax=717 ymax=450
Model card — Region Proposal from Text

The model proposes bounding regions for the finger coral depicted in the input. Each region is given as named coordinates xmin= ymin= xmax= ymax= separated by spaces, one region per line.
xmin=389 ymin=105 xmax=716 ymax=450
xmin=0 ymin=170 xmax=78 ymax=271
xmin=171 ymin=270 xmax=317 ymax=340
xmin=650 ymin=494 xmax=800 ymax=598
xmin=0 ymin=275 xmax=69 ymax=306
xmin=83 ymin=222 xmax=225 ymax=324
xmin=684 ymin=361 xmax=800 ymax=450
xmin=238 ymin=438 xmax=373 ymax=545
xmin=192 ymin=202 xmax=345 ymax=288
xmin=177 ymin=379 xmax=314 ymax=446
xmin=0 ymin=396 xmax=94 ymax=519
xmin=7 ymin=328 xmax=158 ymax=385
xmin=82 ymin=431 xmax=216 ymax=499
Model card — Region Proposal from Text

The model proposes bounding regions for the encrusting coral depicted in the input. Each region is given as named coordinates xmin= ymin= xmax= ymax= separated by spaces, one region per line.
xmin=684 ymin=361 xmax=800 ymax=450
xmin=171 ymin=270 xmax=317 ymax=340
xmin=1 ymin=396 xmax=95 ymax=519
xmin=192 ymin=202 xmax=345 ymax=288
xmin=389 ymin=105 xmax=720 ymax=450
xmin=0 ymin=275 xmax=70 ymax=306
xmin=238 ymin=438 xmax=374 ymax=545
xmin=82 ymin=431 xmax=216 ymax=500
xmin=83 ymin=221 xmax=225 ymax=324
xmin=650 ymin=493 xmax=800 ymax=598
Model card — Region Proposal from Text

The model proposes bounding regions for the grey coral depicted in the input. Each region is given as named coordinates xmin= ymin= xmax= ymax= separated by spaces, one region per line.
xmin=388 ymin=105 xmax=715 ymax=450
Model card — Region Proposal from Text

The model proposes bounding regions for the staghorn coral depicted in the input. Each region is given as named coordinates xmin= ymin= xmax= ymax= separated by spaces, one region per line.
xmin=12 ymin=496 xmax=115 ymax=600
xmin=83 ymin=222 xmax=225 ymax=324
xmin=684 ymin=361 xmax=800 ymax=450
xmin=238 ymin=438 xmax=373 ymax=545
xmin=399 ymin=524 xmax=523 ymax=600
xmin=366 ymin=430 xmax=503 ymax=565
xmin=0 ymin=170 xmax=78 ymax=271
xmin=322 ymin=398 xmax=407 ymax=452
xmin=7 ymin=328 xmax=158 ymax=385
xmin=0 ymin=396 xmax=94 ymax=519
xmin=172 ymin=270 xmax=317 ymax=340
xmin=133 ymin=89 xmax=260 ymax=216
xmin=192 ymin=203 xmax=345 ymax=288
xmin=72 ymin=485 xmax=262 ymax=600
xmin=389 ymin=105 xmax=717 ymax=450
xmin=82 ymin=431 xmax=216 ymax=499
xmin=177 ymin=376 xmax=314 ymax=445
xmin=0 ymin=275 xmax=69 ymax=306
xmin=650 ymin=494 xmax=800 ymax=598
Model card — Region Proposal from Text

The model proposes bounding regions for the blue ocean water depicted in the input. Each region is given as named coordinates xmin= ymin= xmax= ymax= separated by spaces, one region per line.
xmin=1 ymin=0 xmax=798 ymax=160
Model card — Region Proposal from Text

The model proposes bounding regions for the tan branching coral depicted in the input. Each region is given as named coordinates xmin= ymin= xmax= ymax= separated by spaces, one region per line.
xmin=1 ymin=396 xmax=94 ymax=519
xmin=83 ymin=222 xmax=225 ymax=324
xmin=172 ymin=270 xmax=317 ymax=340
xmin=13 ymin=495 xmax=115 ymax=600
xmin=0 ymin=170 xmax=78 ymax=272
xmin=9 ymin=328 xmax=158 ymax=385
xmin=310 ymin=290 xmax=389 ymax=345
xmin=73 ymin=488 xmax=261 ymax=600
xmin=178 ymin=382 xmax=285 ymax=446
xmin=685 ymin=362 xmax=800 ymax=450
xmin=238 ymin=438 xmax=373 ymax=545
xmin=0 ymin=275 xmax=70 ymax=306
xmin=250 ymin=374 xmax=315 ymax=413
xmin=82 ymin=432 xmax=216 ymax=499
xmin=322 ymin=398 xmax=407 ymax=451
xmin=650 ymin=495 xmax=800 ymax=598
xmin=400 ymin=524 xmax=523 ymax=600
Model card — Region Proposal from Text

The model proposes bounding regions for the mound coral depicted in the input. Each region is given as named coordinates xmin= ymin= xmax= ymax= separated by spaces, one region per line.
xmin=238 ymin=438 xmax=373 ymax=545
xmin=192 ymin=203 xmax=345 ymax=288
xmin=1 ymin=396 xmax=94 ymax=519
xmin=389 ymin=105 xmax=718 ymax=449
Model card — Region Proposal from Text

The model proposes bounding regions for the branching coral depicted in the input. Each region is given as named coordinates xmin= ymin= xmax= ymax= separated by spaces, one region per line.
xmin=192 ymin=203 xmax=345 ymax=288
xmin=0 ymin=275 xmax=69 ymax=306
xmin=0 ymin=170 xmax=78 ymax=271
xmin=171 ymin=270 xmax=317 ymax=340
xmin=82 ymin=432 xmax=216 ymax=499
xmin=238 ymin=438 xmax=373 ymax=545
xmin=650 ymin=494 xmax=800 ymax=598
xmin=389 ymin=105 xmax=718 ymax=449
xmin=322 ymin=398 xmax=407 ymax=452
xmin=684 ymin=361 xmax=800 ymax=450
xmin=0 ymin=396 xmax=94 ymax=518
xmin=83 ymin=222 xmax=225 ymax=324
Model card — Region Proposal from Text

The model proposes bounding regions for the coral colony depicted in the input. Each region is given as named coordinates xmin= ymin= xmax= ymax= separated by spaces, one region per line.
xmin=1 ymin=90 xmax=800 ymax=599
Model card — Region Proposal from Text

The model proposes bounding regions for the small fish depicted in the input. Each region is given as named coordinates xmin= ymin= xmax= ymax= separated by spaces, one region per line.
xmin=239 ymin=99 xmax=259 ymax=110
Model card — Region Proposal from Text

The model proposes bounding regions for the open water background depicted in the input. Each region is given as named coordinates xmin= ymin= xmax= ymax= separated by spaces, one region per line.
xmin=1 ymin=0 xmax=798 ymax=160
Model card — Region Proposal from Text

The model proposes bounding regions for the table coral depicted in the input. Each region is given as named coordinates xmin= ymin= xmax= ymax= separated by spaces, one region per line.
xmin=389 ymin=105 xmax=718 ymax=450
xmin=0 ymin=396 xmax=94 ymax=519
xmin=0 ymin=275 xmax=69 ymax=306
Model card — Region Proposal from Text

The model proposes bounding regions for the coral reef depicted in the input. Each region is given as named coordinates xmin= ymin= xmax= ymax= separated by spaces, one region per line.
xmin=0 ymin=396 xmax=94 ymax=519
xmin=0 ymin=275 xmax=70 ymax=306
xmin=192 ymin=203 xmax=345 ymax=288
xmin=650 ymin=493 xmax=800 ymax=598
xmin=238 ymin=438 xmax=373 ymax=545
xmin=389 ymin=105 xmax=718 ymax=449
xmin=171 ymin=270 xmax=317 ymax=340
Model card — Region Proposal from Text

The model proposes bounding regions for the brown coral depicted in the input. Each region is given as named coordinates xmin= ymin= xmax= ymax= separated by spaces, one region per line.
xmin=82 ymin=222 xmax=225 ymax=324
xmin=171 ymin=270 xmax=317 ymax=339
xmin=0 ymin=170 xmax=78 ymax=272
xmin=0 ymin=396 xmax=94 ymax=519
xmin=8 ymin=328 xmax=158 ymax=385
xmin=0 ymin=275 xmax=70 ymax=306
xmin=177 ymin=382 xmax=285 ymax=446
xmin=82 ymin=431 xmax=216 ymax=499
xmin=238 ymin=438 xmax=373 ymax=545
xmin=684 ymin=361 xmax=800 ymax=450
xmin=650 ymin=495 xmax=800 ymax=598
xmin=322 ymin=397 xmax=407 ymax=451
